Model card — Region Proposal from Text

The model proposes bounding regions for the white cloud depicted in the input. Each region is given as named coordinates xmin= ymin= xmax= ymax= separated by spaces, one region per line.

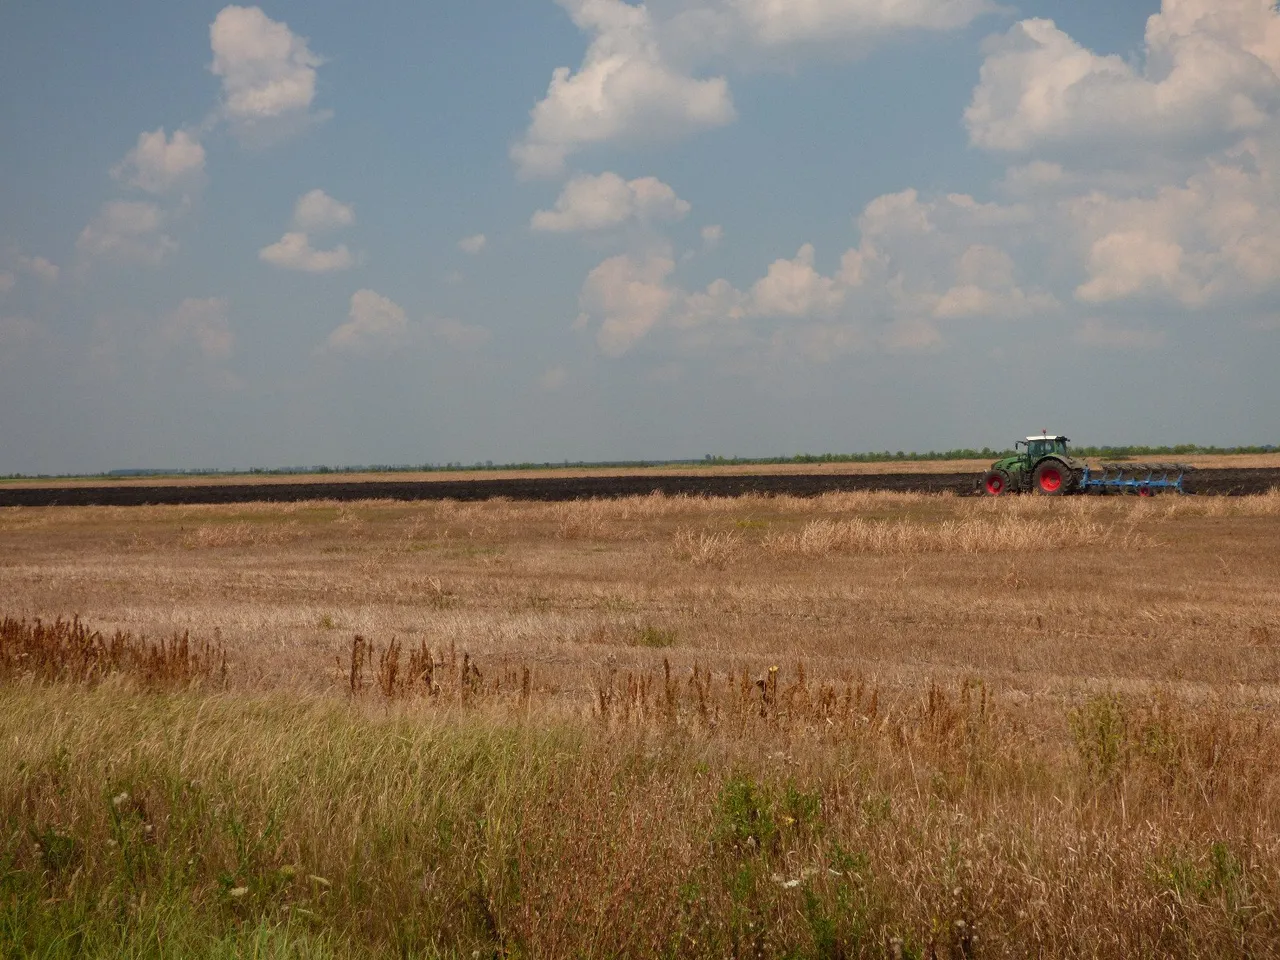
xmin=76 ymin=201 xmax=176 ymax=265
xmin=112 ymin=128 xmax=206 ymax=194
xmin=967 ymin=2 xmax=1280 ymax=156
xmin=292 ymin=189 xmax=354 ymax=232
xmin=326 ymin=290 xmax=411 ymax=354
xmin=1075 ymin=318 xmax=1167 ymax=350
xmin=574 ymin=184 xmax=1062 ymax=357
xmin=532 ymin=172 xmax=691 ymax=232
xmin=701 ymin=224 xmax=724 ymax=248
xmin=747 ymin=240 xmax=844 ymax=320
xmin=579 ymin=252 xmax=677 ymax=356
xmin=259 ymin=232 xmax=353 ymax=273
xmin=210 ymin=5 xmax=325 ymax=140
xmin=515 ymin=0 xmax=995 ymax=176
xmin=161 ymin=298 xmax=235 ymax=361
xmin=932 ymin=244 xmax=1059 ymax=319
xmin=1063 ymin=139 xmax=1280 ymax=307
xmin=674 ymin=278 xmax=748 ymax=328
xmin=749 ymin=243 xmax=845 ymax=318
xmin=459 ymin=234 xmax=487 ymax=255
xmin=18 ymin=255 xmax=59 ymax=283
xmin=431 ymin=318 xmax=491 ymax=349
xmin=0 ymin=273 xmax=13 ymax=295
xmin=258 ymin=191 xmax=356 ymax=272
xmin=1075 ymin=231 xmax=1188 ymax=304
xmin=512 ymin=0 xmax=735 ymax=177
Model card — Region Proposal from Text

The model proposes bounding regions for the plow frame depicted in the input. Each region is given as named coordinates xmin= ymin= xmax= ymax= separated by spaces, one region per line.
xmin=1078 ymin=462 xmax=1190 ymax=496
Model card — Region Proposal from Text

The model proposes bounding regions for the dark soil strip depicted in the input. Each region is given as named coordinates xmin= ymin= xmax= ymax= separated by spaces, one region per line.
xmin=1 ymin=468 xmax=1276 ymax=507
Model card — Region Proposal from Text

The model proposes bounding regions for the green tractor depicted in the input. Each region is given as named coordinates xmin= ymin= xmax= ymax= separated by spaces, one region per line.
xmin=979 ymin=435 xmax=1082 ymax=496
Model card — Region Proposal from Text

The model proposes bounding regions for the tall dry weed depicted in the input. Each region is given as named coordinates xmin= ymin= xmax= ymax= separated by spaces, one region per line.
xmin=0 ymin=616 xmax=225 ymax=688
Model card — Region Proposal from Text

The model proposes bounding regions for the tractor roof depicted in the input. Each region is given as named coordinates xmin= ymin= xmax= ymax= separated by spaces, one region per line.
xmin=1026 ymin=435 xmax=1069 ymax=442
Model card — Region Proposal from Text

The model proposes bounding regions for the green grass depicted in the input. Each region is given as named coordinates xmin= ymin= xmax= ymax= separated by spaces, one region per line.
xmin=3 ymin=685 xmax=1278 ymax=958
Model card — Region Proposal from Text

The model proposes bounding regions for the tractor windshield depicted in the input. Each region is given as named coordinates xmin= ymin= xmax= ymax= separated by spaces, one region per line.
xmin=1028 ymin=439 xmax=1068 ymax=459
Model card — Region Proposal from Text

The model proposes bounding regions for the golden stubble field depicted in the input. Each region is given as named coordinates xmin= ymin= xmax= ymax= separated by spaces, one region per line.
xmin=3 ymin=490 xmax=1280 ymax=958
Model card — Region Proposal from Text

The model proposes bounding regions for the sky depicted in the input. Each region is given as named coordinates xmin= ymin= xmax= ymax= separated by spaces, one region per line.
xmin=1 ymin=0 xmax=1278 ymax=473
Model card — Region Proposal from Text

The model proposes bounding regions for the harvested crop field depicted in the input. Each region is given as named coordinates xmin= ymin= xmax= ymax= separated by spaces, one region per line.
xmin=2 ymin=464 xmax=1277 ymax=507
xmin=4 ymin=489 xmax=1280 ymax=958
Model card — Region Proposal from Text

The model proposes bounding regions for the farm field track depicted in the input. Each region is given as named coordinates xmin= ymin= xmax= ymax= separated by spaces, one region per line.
xmin=4 ymin=489 xmax=1280 ymax=957
xmin=2 ymin=463 xmax=1277 ymax=506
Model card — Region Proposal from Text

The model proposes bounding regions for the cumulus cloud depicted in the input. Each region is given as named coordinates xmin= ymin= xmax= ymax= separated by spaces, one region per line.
xmin=259 ymin=232 xmax=353 ymax=273
xmin=259 ymin=190 xmax=357 ymax=272
xmin=967 ymin=2 xmax=1280 ymax=157
xmin=76 ymin=201 xmax=176 ymax=265
xmin=515 ymin=0 xmax=996 ymax=175
xmin=951 ymin=2 xmax=1280 ymax=318
xmin=574 ymin=185 xmax=1063 ymax=358
xmin=325 ymin=290 xmax=411 ymax=354
xmin=532 ymin=172 xmax=691 ymax=232
xmin=674 ymin=278 xmax=749 ymax=328
xmin=459 ymin=234 xmax=487 ymax=255
xmin=932 ymin=244 xmax=1059 ymax=319
xmin=161 ymin=298 xmax=235 ymax=361
xmin=1062 ymin=138 xmax=1280 ymax=307
xmin=701 ymin=224 xmax=724 ymax=248
xmin=292 ymin=189 xmax=354 ymax=232
xmin=210 ymin=5 xmax=326 ymax=141
xmin=112 ymin=128 xmax=206 ymax=194
xmin=562 ymin=1 xmax=1280 ymax=365
xmin=579 ymin=253 xmax=677 ymax=356
xmin=750 ymin=244 xmax=845 ymax=318
xmin=512 ymin=0 xmax=735 ymax=177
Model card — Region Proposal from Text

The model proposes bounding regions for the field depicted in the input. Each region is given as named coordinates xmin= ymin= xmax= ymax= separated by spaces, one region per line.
xmin=3 ymin=489 xmax=1280 ymax=957
xmin=6 ymin=452 xmax=1280 ymax=488
xmin=3 ymin=459 xmax=1280 ymax=508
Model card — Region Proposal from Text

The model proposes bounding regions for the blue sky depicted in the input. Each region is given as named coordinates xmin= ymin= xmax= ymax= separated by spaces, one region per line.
xmin=1 ymin=0 xmax=1277 ymax=473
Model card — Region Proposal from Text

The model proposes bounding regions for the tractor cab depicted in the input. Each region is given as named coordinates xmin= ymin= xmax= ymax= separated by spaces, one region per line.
xmin=1022 ymin=436 xmax=1070 ymax=461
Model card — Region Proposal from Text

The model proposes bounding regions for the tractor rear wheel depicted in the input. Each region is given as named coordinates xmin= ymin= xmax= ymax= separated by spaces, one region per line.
xmin=980 ymin=470 xmax=1010 ymax=496
xmin=1033 ymin=460 xmax=1071 ymax=496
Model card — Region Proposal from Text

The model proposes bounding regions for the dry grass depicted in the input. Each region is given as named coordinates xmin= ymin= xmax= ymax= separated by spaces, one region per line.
xmin=2 ymin=489 xmax=1280 ymax=957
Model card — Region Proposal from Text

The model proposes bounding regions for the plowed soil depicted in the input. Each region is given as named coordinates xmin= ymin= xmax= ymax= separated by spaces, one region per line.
xmin=1 ymin=467 xmax=1275 ymax=506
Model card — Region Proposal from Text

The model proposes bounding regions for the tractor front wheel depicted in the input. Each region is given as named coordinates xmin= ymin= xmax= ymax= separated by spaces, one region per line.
xmin=1033 ymin=461 xmax=1070 ymax=496
xmin=980 ymin=470 xmax=1011 ymax=496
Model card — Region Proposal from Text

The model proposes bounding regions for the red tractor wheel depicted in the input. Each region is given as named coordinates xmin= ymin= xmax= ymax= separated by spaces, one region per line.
xmin=981 ymin=470 xmax=1010 ymax=496
xmin=1033 ymin=461 xmax=1070 ymax=496
xmin=1138 ymin=485 xmax=1153 ymax=498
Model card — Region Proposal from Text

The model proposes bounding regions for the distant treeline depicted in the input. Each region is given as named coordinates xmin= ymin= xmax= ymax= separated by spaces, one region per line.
xmin=1 ymin=443 xmax=1274 ymax=481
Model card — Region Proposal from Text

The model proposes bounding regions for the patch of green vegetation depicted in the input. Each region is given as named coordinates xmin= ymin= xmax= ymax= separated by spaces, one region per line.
xmin=1069 ymin=693 xmax=1128 ymax=779
xmin=633 ymin=626 xmax=678 ymax=648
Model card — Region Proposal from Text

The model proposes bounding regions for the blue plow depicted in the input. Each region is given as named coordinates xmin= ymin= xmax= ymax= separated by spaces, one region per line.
xmin=1078 ymin=462 xmax=1191 ymax=496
